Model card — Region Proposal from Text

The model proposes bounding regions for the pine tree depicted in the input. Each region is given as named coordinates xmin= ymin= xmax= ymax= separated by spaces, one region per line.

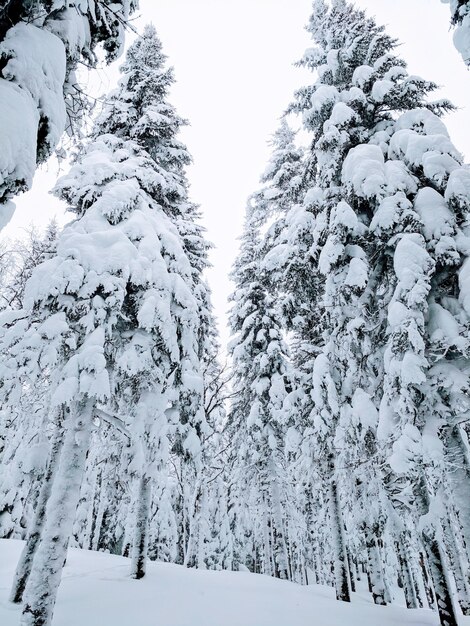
xmin=0 ymin=25 xmax=208 ymax=626
xmin=228 ymin=200 xmax=293 ymax=580
xmin=260 ymin=2 xmax=469 ymax=622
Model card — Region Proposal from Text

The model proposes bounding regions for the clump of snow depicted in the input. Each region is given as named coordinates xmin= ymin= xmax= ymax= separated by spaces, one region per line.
xmin=309 ymin=84 xmax=339 ymax=115
xmin=331 ymin=200 xmax=358 ymax=231
xmin=393 ymin=234 xmax=433 ymax=297
xmin=388 ymin=130 xmax=460 ymax=185
xmin=0 ymin=22 xmax=66 ymax=213
xmin=351 ymin=65 xmax=374 ymax=88
xmin=371 ymin=79 xmax=394 ymax=103
xmin=414 ymin=187 xmax=455 ymax=242
xmin=328 ymin=102 xmax=357 ymax=127
xmin=0 ymin=23 xmax=66 ymax=161
xmin=428 ymin=300 xmax=468 ymax=352
xmin=319 ymin=235 xmax=343 ymax=274
xmin=46 ymin=7 xmax=91 ymax=64
xmin=345 ymin=257 xmax=368 ymax=289
xmin=370 ymin=193 xmax=415 ymax=235
xmin=326 ymin=49 xmax=339 ymax=74
xmin=453 ymin=14 xmax=470 ymax=65
xmin=342 ymin=144 xmax=386 ymax=198
xmin=389 ymin=424 xmax=422 ymax=474
xmin=459 ymin=257 xmax=470 ymax=316
xmin=350 ymin=389 xmax=378 ymax=431
xmin=0 ymin=82 xmax=38 ymax=203
xmin=342 ymin=144 xmax=416 ymax=200
xmin=394 ymin=109 xmax=450 ymax=138
xmin=445 ymin=166 xmax=470 ymax=211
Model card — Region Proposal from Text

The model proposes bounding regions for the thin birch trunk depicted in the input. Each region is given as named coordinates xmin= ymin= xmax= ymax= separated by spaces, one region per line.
xmin=20 ymin=398 xmax=94 ymax=626
xmin=10 ymin=430 xmax=63 ymax=604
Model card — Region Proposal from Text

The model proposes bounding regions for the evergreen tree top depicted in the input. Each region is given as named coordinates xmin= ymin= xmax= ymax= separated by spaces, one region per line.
xmin=290 ymin=0 xmax=453 ymax=190
xmin=97 ymin=24 xmax=190 ymax=176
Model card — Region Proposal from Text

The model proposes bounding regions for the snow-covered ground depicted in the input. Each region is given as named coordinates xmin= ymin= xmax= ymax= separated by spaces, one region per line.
xmin=0 ymin=539 xmax=440 ymax=626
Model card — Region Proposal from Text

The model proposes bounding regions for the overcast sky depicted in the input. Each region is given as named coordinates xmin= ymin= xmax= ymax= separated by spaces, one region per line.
xmin=6 ymin=0 xmax=470 ymax=344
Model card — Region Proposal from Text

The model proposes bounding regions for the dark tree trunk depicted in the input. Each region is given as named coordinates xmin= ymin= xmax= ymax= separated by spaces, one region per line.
xmin=365 ymin=524 xmax=386 ymax=606
xmin=395 ymin=539 xmax=419 ymax=609
xmin=130 ymin=475 xmax=151 ymax=579
xmin=422 ymin=530 xmax=458 ymax=626
xmin=328 ymin=462 xmax=351 ymax=603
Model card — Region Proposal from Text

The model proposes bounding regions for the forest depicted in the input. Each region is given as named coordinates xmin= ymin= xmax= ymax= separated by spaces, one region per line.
xmin=0 ymin=1 xmax=470 ymax=626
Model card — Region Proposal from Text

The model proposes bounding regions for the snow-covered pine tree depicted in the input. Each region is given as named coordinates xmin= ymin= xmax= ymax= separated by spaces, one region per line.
xmin=0 ymin=24 xmax=207 ymax=626
xmin=228 ymin=200 xmax=293 ymax=580
xmin=230 ymin=118 xmax=326 ymax=585
xmin=181 ymin=292 xmax=234 ymax=571
xmin=261 ymin=2 xmax=469 ymax=621
xmin=99 ymin=37 xmax=218 ymax=566
xmin=0 ymin=0 xmax=137 ymax=223
xmin=256 ymin=119 xmax=304 ymax=223
xmin=258 ymin=121 xmax=333 ymax=589
xmin=277 ymin=0 xmax=470 ymax=621
xmin=443 ymin=0 xmax=470 ymax=66
xmin=335 ymin=41 xmax=470 ymax=626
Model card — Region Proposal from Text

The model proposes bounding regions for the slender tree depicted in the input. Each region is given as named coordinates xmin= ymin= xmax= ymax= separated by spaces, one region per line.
xmin=228 ymin=198 xmax=293 ymax=580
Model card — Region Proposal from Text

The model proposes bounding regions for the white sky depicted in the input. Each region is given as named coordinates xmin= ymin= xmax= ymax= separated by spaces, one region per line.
xmin=5 ymin=0 xmax=470 ymax=345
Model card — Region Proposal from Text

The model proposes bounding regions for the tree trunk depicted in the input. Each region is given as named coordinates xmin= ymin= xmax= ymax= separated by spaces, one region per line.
xmin=270 ymin=470 xmax=290 ymax=580
xmin=10 ymin=432 xmax=63 ymax=604
xmin=395 ymin=538 xmax=419 ymax=609
xmin=262 ymin=494 xmax=273 ymax=576
xmin=328 ymin=465 xmax=351 ymax=602
xmin=20 ymin=398 xmax=94 ymax=626
xmin=441 ymin=503 xmax=470 ymax=616
xmin=91 ymin=479 xmax=106 ymax=552
xmin=184 ymin=478 xmax=201 ymax=569
xmin=446 ymin=425 xmax=470 ymax=562
xmin=422 ymin=528 xmax=458 ymax=626
xmin=347 ymin=550 xmax=356 ymax=593
xmin=415 ymin=475 xmax=458 ymax=626
xmin=417 ymin=551 xmax=435 ymax=610
xmin=130 ymin=475 xmax=152 ymax=579
xmin=365 ymin=523 xmax=387 ymax=605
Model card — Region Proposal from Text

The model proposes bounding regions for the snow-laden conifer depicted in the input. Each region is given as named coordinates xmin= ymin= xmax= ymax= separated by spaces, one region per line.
xmin=262 ymin=2 xmax=468 ymax=621
xmin=228 ymin=199 xmax=293 ymax=580
xmin=0 ymin=25 xmax=207 ymax=626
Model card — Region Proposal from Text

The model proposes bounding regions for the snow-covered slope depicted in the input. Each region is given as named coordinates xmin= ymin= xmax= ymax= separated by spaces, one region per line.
xmin=0 ymin=539 xmax=439 ymax=626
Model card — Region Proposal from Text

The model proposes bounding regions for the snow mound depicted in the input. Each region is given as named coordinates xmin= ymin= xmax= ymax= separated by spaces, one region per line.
xmin=0 ymin=540 xmax=439 ymax=626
